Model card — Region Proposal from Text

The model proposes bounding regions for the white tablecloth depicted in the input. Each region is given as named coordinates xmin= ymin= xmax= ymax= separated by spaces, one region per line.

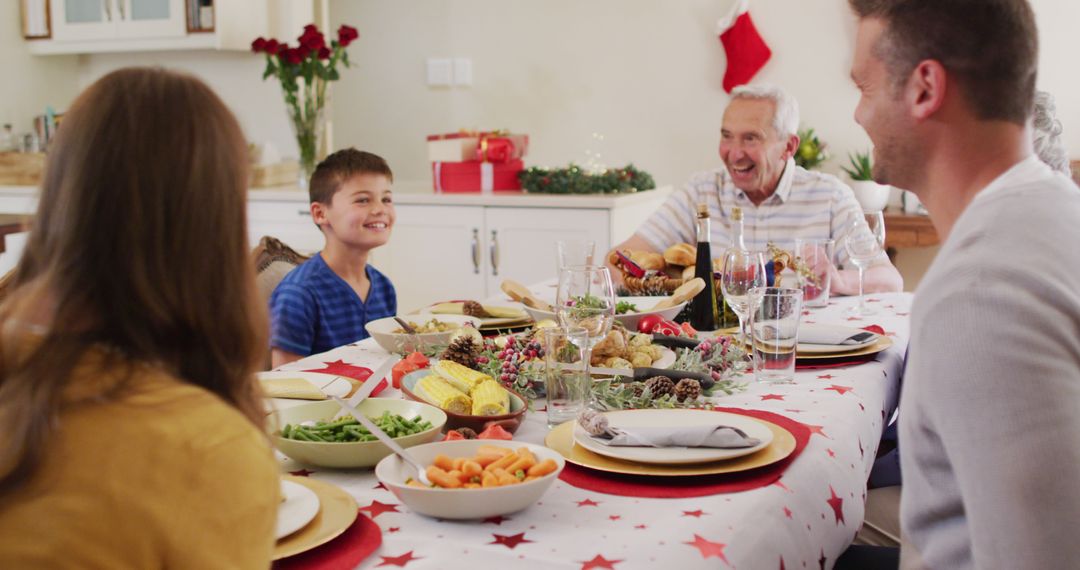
xmin=273 ymin=292 xmax=912 ymax=569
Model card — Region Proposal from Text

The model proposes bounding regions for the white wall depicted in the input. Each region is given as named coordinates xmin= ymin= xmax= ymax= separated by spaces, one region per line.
xmin=0 ymin=3 xmax=80 ymax=136
xmin=325 ymin=0 xmax=1080 ymax=192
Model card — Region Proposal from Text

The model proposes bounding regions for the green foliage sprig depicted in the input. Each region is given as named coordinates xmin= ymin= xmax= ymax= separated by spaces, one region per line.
xmin=841 ymin=150 xmax=875 ymax=181
xmin=519 ymin=164 xmax=656 ymax=194
xmin=795 ymin=127 xmax=829 ymax=170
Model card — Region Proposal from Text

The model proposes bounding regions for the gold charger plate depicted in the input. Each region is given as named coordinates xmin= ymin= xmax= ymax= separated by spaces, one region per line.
xmin=796 ymin=334 xmax=893 ymax=360
xmin=544 ymin=415 xmax=796 ymax=476
xmin=274 ymin=475 xmax=359 ymax=560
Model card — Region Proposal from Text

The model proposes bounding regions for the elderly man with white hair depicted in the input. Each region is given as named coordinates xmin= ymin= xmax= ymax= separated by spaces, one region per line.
xmin=610 ymin=84 xmax=903 ymax=294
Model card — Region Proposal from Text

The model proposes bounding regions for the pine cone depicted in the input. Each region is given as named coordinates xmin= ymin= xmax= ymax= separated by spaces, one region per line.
xmin=643 ymin=375 xmax=675 ymax=399
xmin=674 ymin=378 xmax=702 ymax=402
xmin=461 ymin=300 xmax=490 ymax=318
xmin=441 ymin=336 xmax=481 ymax=369
xmin=629 ymin=382 xmax=646 ymax=398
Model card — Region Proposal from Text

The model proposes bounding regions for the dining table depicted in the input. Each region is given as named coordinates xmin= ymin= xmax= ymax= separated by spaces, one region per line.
xmin=270 ymin=287 xmax=912 ymax=569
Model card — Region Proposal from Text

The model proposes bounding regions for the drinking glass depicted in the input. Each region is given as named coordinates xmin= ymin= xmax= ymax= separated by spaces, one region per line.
xmin=556 ymin=240 xmax=596 ymax=273
xmin=719 ymin=249 xmax=768 ymax=344
xmin=749 ymin=287 xmax=804 ymax=384
xmin=794 ymin=238 xmax=835 ymax=308
xmin=843 ymin=212 xmax=886 ymax=316
xmin=555 ymin=265 xmax=615 ymax=349
xmin=542 ymin=326 xmax=589 ymax=428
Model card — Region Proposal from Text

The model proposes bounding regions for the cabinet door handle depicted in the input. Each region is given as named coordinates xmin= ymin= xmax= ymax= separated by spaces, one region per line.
xmin=490 ymin=229 xmax=499 ymax=276
xmin=297 ymin=209 xmax=312 ymax=217
xmin=470 ymin=228 xmax=480 ymax=274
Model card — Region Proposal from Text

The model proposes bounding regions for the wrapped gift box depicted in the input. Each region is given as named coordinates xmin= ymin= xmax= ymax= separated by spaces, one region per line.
xmin=432 ymin=160 xmax=524 ymax=193
xmin=427 ymin=131 xmax=529 ymax=163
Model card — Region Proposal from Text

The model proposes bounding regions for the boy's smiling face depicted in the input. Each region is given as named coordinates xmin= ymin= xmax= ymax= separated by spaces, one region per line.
xmin=313 ymin=172 xmax=395 ymax=250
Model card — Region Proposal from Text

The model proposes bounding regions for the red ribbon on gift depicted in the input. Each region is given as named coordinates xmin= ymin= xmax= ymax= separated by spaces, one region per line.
xmin=477 ymin=136 xmax=516 ymax=163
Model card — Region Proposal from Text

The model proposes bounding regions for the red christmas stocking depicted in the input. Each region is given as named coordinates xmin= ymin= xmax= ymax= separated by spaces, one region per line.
xmin=718 ymin=0 xmax=772 ymax=93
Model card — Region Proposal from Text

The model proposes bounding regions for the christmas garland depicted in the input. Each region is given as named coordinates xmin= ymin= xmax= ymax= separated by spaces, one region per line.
xmin=518 ymin=164 xmax=656 ymax=195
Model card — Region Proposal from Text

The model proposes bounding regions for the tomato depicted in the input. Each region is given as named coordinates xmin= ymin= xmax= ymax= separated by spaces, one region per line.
xmin=652 ymin=319 xmax=682 ymax=336
xmin=443 ymin=430 xmax=466 ymax=441
xmin=679 ymin=322 xmax=698 ymax=338
xmin=638 ymin=314 xmax=665 ymax=334
xmin=477 ymin=424 xmax=514 ymax=440
xmin=391 ymin=361 xmax=419 ymax=389
xmin=404 ymin=352 xmax=430 ymax=368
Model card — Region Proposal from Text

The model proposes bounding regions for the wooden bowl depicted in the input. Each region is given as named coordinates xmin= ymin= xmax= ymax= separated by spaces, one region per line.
xmin=399 ymin=368 xmax=528 ymax=434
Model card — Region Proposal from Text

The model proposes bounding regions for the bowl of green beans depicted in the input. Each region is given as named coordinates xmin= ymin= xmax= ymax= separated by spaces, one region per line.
xmin=271 ymin=398 xmax=447 ymax=468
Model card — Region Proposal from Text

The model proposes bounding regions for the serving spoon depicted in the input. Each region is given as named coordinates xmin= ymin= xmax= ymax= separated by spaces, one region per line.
xmin=330 ymin=395 xmax=431 ymax=486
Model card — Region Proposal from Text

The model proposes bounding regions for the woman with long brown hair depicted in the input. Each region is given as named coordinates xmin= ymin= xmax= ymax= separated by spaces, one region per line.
xmin=0 ymin=68 xmax=278 ymax=566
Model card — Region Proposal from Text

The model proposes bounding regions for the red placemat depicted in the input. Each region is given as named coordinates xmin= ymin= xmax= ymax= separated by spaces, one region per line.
xmin=274 ymin=511 xmax=382 ymax=570
xmin=794 ymin=325 xmax=887 ymax=370
xmin=558 ymin=408 xmax=810 ymax=498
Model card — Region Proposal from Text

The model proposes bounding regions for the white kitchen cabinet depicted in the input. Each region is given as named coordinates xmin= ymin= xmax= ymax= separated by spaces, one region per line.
xmin=246 ymin=200 xmax=324 ymax=256
xmin=28 ymin=0 xmax=312 ymax=55
xmin=483 ymin=207 xmax=609 ymax=291
xmin=53 ymin=0 xmax=185 ymax=42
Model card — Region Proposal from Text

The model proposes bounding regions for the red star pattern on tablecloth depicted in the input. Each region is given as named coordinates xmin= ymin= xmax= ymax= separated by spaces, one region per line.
xmin=685 ymin=534 xmax=729 ymax=562
xmin=483 ymin=515 xmax=510 ymax=525
xmin=827 ymin=486 xmax=845 ymax=525
xmin=634 ymin=524 xmax=647 ymax=529
xmin=608 ymin=515 xmax=621 ymax=521
xmin=580 ymin=554 xmax=622 ymax=569
xmin=780 ymin=556 xmax=786 ymax=570
xmin=760 ymin=393 xmax=786 ymax=401
xmin=576 ymin=499 xmax=600 ymax=507
xmin=490 ymin=532 xmax=533 ymax=549
xmin=816 ymin=374 xmax=835 ymax=380
xmin=373 ymin=482 xmax=388 ymax=491
xmin=303 ymin=359 xmax=373 ymax=381
xmin=826 ymin=449 xmax=836 ymax=458
xmin=682 ymin=510 xmax=708 ymax=518
xmin=824 ymin=385 xmax=853 ymax=395
xmin=859 ymin=403 xmax=866 ymax=411
xmin=360 ymin=500 xmax=400 ymax=518
xmin=819 ymin=549 xmax=828 ymax=569
xmin=388 ymin=527 xmax=400 ymax=533
xmin=806 ymin=424 xmax=830 ymax=439
xmin=858 ymin=438 xmax=865 ymax=458
xmin=783 ymin=506 xmax=793 ymax=519
xmin=377 ymin=551 xmax=422 ymax=567
xmin=772 ymin=479 xmax=792 ymax=492
xmin=288 ymin=468 xmax=314 ymax=477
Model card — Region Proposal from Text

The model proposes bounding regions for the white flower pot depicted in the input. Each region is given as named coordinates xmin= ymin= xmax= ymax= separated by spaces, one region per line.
xmin=850 ymin=180 xmax=891 ymax=213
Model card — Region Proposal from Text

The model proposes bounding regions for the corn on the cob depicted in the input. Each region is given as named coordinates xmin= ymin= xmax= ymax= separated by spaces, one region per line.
xmin=434 ymin=360 xmax=492 ymax=394
xmin=427 ymin=302 xmax=525 ymax=320
xmin=471 ymin=380 xmax=510 ymax=416
xmin=415 ymin=374 xmax=471 ymax=415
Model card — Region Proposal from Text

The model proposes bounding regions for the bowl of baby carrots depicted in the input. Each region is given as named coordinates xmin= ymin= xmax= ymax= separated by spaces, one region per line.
xmin=374 ymin=439 xmax=565 ymax=519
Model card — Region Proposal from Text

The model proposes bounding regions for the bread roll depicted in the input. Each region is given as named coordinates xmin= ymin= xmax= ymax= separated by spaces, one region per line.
xmin=663 ymin=242 xmax=696 ymax=266
xmin=682 ymin=265 xmax=696 ymax=280
xmin=629 ymin=250 xmax=665 ymax=271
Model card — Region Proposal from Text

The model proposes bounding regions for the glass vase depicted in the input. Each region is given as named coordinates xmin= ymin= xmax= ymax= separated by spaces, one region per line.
xmin=287 ymin=106 xmax=325 ymax=191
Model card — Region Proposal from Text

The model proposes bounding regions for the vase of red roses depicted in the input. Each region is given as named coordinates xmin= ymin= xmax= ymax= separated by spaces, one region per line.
xmin=252 ymin=24 xmax=359 ymax=189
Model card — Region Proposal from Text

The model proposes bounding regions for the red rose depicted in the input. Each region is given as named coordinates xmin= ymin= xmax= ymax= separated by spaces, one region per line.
xmin=265 ymin=39 xmax=281 ymax=55
xmin=299 ymin=28 xmax=325 ymax=52
xmin=317 ymin=46 xmax=330 ymax=60
xmin=337 ymin=24 xmax=359 ymax=47
xmin=250 ymin=37 xmax=267 ymax=53
xmin=281 ymin=47 xmax=303 ymax=65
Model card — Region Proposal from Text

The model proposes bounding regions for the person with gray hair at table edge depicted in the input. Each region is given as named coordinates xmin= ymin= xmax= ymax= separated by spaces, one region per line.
xmin=846 ymin=0 xmax=1080 ymax=568
xmin=608 ymin=83 xmax=903 ymax=295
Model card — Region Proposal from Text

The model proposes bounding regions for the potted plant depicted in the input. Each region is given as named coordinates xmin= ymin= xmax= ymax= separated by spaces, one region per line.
xmin=795 ymin=128 xmax=829 ymax=170
xmin=841 ymin=150 xmax=890 ymax=212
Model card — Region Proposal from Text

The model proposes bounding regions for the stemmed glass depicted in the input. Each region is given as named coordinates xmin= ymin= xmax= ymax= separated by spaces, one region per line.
xmin=719 ymin=249 xmax=768 ymax=345
xmin=843 ymin=211 xmax=886 ymax=316
xmin=555 ymin=265 xmax=615 ymax=350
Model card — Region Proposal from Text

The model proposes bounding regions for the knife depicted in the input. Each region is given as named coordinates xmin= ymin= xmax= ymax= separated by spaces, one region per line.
xmin=650 ymin=334 xmax=701 ymax=350
xmin=345 ymin=355 xmax=401 ymax=407
xmin=588 ymin=366 xmax=715 ymax=390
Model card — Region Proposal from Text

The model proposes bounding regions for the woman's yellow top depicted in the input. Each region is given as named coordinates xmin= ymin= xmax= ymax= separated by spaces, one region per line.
xmin=0 ymin=351 xmax=280 ymax=568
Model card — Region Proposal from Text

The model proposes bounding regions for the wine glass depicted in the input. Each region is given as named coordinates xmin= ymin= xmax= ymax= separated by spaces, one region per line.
xmin=555 ymin=265 xmax=615 ymax=350
xmin=719 ymin=249 xmax=768 ymax=345
xmin=843 ymin=211 xmax=886 ymax=316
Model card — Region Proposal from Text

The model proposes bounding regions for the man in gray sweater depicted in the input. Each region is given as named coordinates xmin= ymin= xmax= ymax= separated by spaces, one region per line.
xmin=847 ymin=0 xmax=1080 ymax=568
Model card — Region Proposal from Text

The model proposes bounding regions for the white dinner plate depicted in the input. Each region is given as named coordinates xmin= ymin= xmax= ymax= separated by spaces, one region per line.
xmin=258 ymin=371 xmax=354 ymax=396
xmin=797 ymin=324 xmax=880 ymax=354
xmin=276 ymin=479 xmax=321 ymax=540
xmin=571 ymin=409 xmax=774 ymax=465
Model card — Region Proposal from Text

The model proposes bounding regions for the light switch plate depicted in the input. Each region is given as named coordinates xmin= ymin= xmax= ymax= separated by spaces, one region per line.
xmin=453 ymin=58 xmax=473 ymax=86
xmin=426 ymin=58 xmax=452 ymax=86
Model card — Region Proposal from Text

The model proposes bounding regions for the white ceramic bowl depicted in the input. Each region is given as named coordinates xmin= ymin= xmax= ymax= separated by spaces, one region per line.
xmin=522 ymin=296 xmax=686 ymax=331
xmin=365 ymin=315 xmax=482 ymax=354
xmin=850 ymin=180 xmax=891 ymax=213
xmin=375 ymin=439 xmax=565 ymax=519
xmin=271 ymin=398 xmax=447 ymax=468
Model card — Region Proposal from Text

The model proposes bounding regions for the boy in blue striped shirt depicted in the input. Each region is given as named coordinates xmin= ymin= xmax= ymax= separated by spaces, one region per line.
xmin=269 ymin=149 xmax=397 ymax=367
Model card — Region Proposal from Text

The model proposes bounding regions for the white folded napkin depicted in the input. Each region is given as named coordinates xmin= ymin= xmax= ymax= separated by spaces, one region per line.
xmin=799 ymin=324 xmax=877 ymax=346
xmin=591 ymin=425 xmax=760 ymax=448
